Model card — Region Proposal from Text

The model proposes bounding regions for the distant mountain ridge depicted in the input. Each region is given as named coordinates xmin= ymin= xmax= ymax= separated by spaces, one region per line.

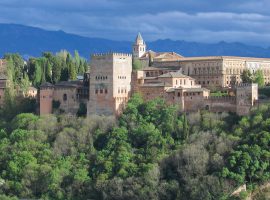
xmin=1 ymin=23 xmax=270 ymax=59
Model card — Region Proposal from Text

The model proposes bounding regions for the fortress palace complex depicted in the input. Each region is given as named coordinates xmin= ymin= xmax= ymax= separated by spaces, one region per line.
xmin=39 ymin=33 xmax=270 ymax=116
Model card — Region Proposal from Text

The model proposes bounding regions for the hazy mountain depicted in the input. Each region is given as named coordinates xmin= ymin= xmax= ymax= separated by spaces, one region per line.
xmin=1 ymin=23 xmax=270 ymax=59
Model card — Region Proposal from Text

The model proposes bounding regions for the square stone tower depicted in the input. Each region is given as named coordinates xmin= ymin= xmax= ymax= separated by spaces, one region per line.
xmin=236 ymin=83 xmax=258 ymax=115
xmin=87 ymin=53 xmax=132 ymax=116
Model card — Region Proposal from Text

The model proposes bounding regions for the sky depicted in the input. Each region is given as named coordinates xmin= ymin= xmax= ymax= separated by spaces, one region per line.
xmin=1 ymin=0 xmax=270 ymax=46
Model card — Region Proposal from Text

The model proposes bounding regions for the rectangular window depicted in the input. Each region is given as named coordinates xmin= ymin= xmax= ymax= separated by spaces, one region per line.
xmin=100 ymin=89 xmax=103 ymax=94
xmin=105 ymin=89 xmax=108 ymax=94
xmin=95 ymin=89 xmax=98 ymax=94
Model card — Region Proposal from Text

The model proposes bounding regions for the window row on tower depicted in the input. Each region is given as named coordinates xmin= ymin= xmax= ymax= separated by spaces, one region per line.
xmin=95 ymin=76 xmax=108 ymax=80
xmin=118 ymin=76 xmax=127 ymax=79
xmin=95 ymin=88 xmax=108 ymax=94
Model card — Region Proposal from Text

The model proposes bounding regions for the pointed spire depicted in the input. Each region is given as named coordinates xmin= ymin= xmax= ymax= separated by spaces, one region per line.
xmin=136 ymin=32 xmax=143 ymax=41
xmin=135 ymin=32 xmax=144 ymax=44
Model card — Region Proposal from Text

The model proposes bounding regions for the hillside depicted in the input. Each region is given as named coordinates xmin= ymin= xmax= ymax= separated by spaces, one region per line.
xmin=1 ymin=23 xmax=270 ymax=59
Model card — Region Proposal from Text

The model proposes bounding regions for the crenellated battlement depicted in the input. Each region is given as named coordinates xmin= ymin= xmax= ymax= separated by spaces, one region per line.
xmin=91 ymin=52 xmax=132 ymax=57
xmin=235 ymin=83 xmax=258 ymax=88
xmin=205 ymin=96 xmax=236 ymax=101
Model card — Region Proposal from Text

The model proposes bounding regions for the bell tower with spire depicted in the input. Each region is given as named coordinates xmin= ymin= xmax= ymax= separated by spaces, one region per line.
xmin=132 ymin=32 xmax=146 ymax=58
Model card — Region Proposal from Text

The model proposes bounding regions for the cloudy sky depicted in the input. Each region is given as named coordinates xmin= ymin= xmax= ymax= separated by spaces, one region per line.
xmin=1 ymin=0 xmax=270 ymax=46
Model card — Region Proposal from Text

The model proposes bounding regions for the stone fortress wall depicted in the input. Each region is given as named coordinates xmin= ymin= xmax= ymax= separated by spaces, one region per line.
xmin=203 ymin=83 xmax=258 ymax=116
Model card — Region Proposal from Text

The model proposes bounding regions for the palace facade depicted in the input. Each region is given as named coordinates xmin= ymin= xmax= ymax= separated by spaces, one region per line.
xmin=39 ymin=33 xmax=269 ymax=116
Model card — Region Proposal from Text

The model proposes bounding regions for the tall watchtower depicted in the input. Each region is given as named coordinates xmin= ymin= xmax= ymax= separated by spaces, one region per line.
xmin=87 ymin=53 xmax=132 ymax=116
xmin=236 ymin=83 xmax=258 ymax=115
xmin=132 ymin=33 xmax=146 ymax=59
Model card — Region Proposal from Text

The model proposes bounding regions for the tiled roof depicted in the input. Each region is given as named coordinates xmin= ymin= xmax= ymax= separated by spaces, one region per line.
xmin=177 ymin=87 xmax=210 ymax=92
xmin=141 ymin=82 xmax=172 ymax=87
xmin=166 ymin=87 xmax=209 ymax=93
xmin=152 ymin=56 xmax=270 ymax=62
xmin=166 ymin=88 xmax=176 ymax=93
xmin=140 ymin=50 xmax=183 ymax=60
xmin=55 ymin=81 xmax=83 ymax=88
xmin=40 ymin=82 xmax=54 ymax=88
xmin=158 ymin=71 xmax=193 ymax=79
xmin=143 ymin=67 xmax=161 ymax=71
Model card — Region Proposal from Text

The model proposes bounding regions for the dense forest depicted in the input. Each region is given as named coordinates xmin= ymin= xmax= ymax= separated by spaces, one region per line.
xmin=0 ymin=92 xmax=269 ymax=199
xmin=0 ymin=52 xmax=269 ymax=199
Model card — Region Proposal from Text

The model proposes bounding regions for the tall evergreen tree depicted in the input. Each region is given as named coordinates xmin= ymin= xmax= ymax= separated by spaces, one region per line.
xmin=253 ymin=70 xmax=264 ymax=87
xmin=33 ymin=59 xmax=42 ymax=86
xmin=66 ymin=53 xmax=77 ymax=80
xmin=74 ymin=50 xmax=81 ymax=70
xmin=182 ymin=113 xmax=189 ymax=140
xmin=45 ymin=59 xmax=52 ymax=83
xmin=51 ymin=56 xmax=62 ymax=83
xmin=241 ymin=69 xmax=253 ymax=83
xmin=84 ymin=61 xmax=89 ymax=72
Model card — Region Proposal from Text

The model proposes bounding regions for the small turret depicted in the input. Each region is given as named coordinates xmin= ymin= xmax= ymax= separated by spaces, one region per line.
xmin=132 ymin=32 xmax=146 ymax=58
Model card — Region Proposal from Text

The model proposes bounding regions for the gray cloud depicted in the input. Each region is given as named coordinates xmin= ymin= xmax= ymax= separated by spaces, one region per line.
xmin=0 ymin=0 xmax=270 ymax=46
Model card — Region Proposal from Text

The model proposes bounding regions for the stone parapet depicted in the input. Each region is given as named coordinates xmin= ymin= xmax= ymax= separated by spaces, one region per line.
xmin=205 ymin=96 xmax=236 ymax=101
xmin=91 ymin=52 xmax=132 ymax=57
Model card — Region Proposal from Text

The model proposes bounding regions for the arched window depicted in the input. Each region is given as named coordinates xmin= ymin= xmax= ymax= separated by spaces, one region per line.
xmin=63 ymin=94 xmax=67 ymax=101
